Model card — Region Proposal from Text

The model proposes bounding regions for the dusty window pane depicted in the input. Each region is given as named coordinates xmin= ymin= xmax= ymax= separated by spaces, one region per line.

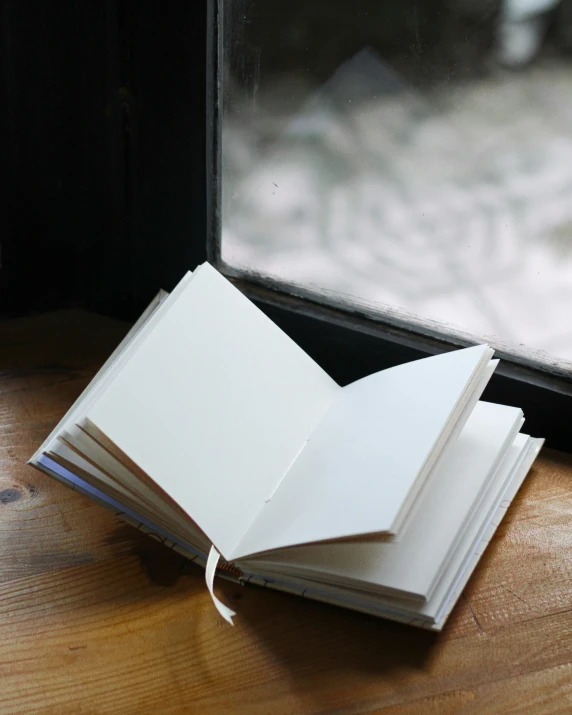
xmin=221 ymin=1 xmax=572 ymax=364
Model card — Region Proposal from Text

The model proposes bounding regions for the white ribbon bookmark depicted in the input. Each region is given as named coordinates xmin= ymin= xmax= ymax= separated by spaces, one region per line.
xmin=205 ymin=546 xmax=237 ymax=625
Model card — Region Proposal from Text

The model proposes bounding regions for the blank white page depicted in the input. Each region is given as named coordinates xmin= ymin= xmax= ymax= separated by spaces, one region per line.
xmin=233 ymin=345 xmax=491 ymax=559
xmin=241 ymin=401 xmax=523 ymax=597
xmin=86 ymin=263 xmax=339 ymax=560
xmin=30 ymin=285 xmax=172 ymax=465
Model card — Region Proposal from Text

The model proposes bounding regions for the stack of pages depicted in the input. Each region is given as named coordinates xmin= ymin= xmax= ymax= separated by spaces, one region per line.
xmin=29 ymin=263 xmax=543 ymax=629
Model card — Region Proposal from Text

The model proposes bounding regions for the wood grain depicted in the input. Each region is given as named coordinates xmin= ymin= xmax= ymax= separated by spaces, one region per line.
xmin=1 ymin=310 xmax=571 ymax=714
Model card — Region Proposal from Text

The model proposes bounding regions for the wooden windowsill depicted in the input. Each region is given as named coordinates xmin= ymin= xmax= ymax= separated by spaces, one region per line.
xmin=1 ymin=311 xmax=571 ymax=714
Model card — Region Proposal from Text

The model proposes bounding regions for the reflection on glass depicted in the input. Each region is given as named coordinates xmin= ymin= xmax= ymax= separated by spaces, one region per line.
xmin=221 ymin=1 xmax=572 ymax=363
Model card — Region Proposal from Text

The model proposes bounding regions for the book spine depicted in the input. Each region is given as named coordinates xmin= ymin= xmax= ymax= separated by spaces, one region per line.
xmin=30 ymin=455 xmax=439 ymax=628
xmin=32 ymin=454 xmax=441 ymax=629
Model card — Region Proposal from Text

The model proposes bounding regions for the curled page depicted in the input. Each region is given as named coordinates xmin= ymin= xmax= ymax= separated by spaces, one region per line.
xmin=205 ymin=546 xmax=237 ymax=625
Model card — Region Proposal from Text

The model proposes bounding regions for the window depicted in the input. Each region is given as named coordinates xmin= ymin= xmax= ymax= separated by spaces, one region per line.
xmin=3 ymin=1 xmax=567 ymax=447
xmin=206 ymin=0 xmax=572 ymax=451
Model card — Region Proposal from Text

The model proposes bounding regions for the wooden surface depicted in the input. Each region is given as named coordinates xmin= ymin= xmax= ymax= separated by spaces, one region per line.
xmin=1 ymin=311 xmax=571 ymax=715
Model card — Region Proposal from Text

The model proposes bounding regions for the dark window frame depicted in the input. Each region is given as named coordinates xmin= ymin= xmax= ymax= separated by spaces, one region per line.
xmin=204 ymin=0 xmax=572 ymax=452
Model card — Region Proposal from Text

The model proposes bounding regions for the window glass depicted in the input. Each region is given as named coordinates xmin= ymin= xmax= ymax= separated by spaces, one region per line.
xmin=221 ymin=0 xmax=572 ymax=363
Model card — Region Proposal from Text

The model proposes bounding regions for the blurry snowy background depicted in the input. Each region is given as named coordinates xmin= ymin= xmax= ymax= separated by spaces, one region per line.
xmin=221 ymin=0 xmax=572 ymax=363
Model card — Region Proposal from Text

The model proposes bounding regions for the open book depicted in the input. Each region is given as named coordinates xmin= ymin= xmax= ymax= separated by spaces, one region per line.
xmin=29 ymin=263 xmax=543 ymax=629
